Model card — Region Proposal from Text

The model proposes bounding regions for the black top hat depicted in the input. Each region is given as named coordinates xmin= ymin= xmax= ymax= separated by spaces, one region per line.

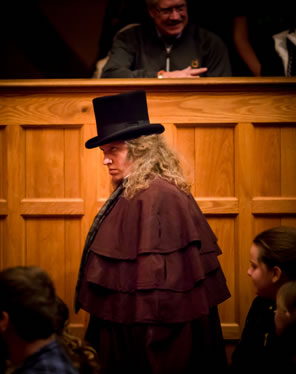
xmin=85 ymin=90 xmax=165 ymax=148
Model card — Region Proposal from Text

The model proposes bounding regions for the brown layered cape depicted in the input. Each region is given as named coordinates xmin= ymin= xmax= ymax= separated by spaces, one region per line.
xmin=77 ymin=178 xmax=230 ymax=324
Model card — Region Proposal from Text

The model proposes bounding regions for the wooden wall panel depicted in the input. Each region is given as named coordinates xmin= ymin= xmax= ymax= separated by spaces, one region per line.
xmin=64 ymin=218 xmax=83 ymax=322
xmin=254 ymin=126 xmax=281 ymax=196
xmin=147 ymin=91 xmax=296 ymax=123
xmin=26 ymin=218 xmax=66 ymax=288
xmin=175 ymin=127 xmax=195 ymax=190
xmin=208 ymin=217 xmax=238 ymax=339
xmin=1 ymin=77 xmax=296 ymax=343
xmin=24 ymin=126 xmax=82 ymax=198
xmin=26 ymin=128 xmax=65 ymax=197
xmin=6 ymin=124 xmax=25 ymax=268
xmin=282 ymin=127 xmax=296 ymax=195
xmin=0 ymin=126 xmax=6 ymax=199
xmin=65 ymin=129 xmax=82 ymax=197
xmin=0 ymin=127 xmax=7 ymax=269
xmin=194 ymin=126 xmax=234 ymax=197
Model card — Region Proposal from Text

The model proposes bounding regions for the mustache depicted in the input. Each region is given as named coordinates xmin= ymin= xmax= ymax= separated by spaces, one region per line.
xmin=166 ymin=20 xmax=183 ymax=26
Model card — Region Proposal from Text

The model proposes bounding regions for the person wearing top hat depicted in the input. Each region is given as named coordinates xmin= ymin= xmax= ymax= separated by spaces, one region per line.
xmin=74 ymin=90 xmax=230 ymax=374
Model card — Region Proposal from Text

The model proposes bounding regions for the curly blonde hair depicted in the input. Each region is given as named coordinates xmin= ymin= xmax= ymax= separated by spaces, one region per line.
xmin=123 ymin=134 xmax=190 ymax=199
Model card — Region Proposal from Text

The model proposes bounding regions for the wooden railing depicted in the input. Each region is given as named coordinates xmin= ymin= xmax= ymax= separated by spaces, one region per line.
xmin=1 ymin=77 xmax=296 ymax=341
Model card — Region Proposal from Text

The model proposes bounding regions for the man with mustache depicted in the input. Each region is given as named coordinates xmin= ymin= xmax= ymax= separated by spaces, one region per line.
xmin=100 ymin=0 xmax=232 ymax=78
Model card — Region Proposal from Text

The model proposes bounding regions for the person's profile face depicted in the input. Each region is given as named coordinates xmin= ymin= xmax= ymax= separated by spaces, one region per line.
xmin=149 ymin=0 xmax=188 ymax=37
xmin=247 ymin=243 xmax=276 ymax=298
xmin=100 ymin=140 xmax=133 ymax=185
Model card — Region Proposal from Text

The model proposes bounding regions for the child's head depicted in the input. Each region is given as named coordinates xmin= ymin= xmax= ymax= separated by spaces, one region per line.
xmin=247 ymin=226 xmax=296 ymax=299
xmin=274 ymin=280 xmax=296 ymax=335
xmin=0 ymin=266 xmax=57 ymax=341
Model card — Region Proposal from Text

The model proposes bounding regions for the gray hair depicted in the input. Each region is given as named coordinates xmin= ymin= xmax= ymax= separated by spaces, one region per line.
xmin=145 ymin=0 xmax=159 ymax=9
xmin=145 ymin=0 xmax=187 ymax=9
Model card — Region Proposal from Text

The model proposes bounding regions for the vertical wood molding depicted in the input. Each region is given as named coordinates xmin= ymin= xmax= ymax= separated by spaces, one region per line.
xmin=7 ymin=125 xmax=26 ymax=266
xmin=235 ymin=122 xmax=256 ymax=329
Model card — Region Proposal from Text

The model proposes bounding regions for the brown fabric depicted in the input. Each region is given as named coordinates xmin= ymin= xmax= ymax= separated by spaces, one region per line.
xmin=79 ymin=267 xmax=228 ymax=324
xmin=88 ymin=179 xmax=220 ymax=258
xmin=84 ymin=244 xmax=212 ymax=291
xmin=77 ymin=178 xmax=230 ymax=323
xmin=75 ymin=181 xmax=125 ymax=312
xmin=85 ymin=306 xmax=229 ymax=374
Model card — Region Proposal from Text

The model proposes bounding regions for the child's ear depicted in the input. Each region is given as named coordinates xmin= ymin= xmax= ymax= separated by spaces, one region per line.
xmin=271 ymin=265 xmax=282 ymax=283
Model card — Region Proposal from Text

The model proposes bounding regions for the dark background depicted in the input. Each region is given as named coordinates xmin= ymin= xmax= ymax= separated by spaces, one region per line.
xmin=1 ymin=1 xmax=294 ymax=79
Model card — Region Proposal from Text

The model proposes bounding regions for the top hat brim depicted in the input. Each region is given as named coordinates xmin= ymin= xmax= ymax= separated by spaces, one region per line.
xmin=85 ymin=123 xmax=165 ymax=148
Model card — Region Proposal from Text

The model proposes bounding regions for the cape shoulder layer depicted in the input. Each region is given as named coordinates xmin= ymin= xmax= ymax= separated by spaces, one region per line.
xmin=90 ymin=178 xmax=220 ymax=258
xmin=78 ymin=178 xmax=230 ymax=323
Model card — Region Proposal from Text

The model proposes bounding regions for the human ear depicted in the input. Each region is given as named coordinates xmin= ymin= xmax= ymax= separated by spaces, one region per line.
xmin=0 ymin=311 xmax=9 ymax=333
xmin=271 ymin=266 xmax=282 ymax=283
xmin=148 ymin=7 xmax=157 ymax=20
